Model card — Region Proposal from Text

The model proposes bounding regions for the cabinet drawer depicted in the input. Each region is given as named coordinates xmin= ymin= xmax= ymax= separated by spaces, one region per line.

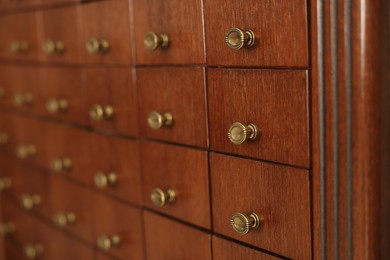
xmin=133 ymin=0 xmax=205 ymax=65
xmin=140 ymin=141 xmax=210 ymax=228
xmin=210 ymin=154 xmax=311 ymax=259
xmin=144 ymin=211 xmax=212 ymax=260
xmin=208 ymin=69 xmax=309 ymax=167
xmin=137 ymin=67 xmax=207 ymax=147
xmin=205 ymin=0 xmax=308 ymax=67
xmin=0 ymin=112 xmax=16 ymax=153
xmin=80 ymin=0 xmax=132 ymax=65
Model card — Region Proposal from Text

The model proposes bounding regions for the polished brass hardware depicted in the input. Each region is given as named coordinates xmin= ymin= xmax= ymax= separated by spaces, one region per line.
xmin=20 ymin=194 xmax=41 ymax=210
xmin=10 ymin=40 xmax=29 ymax=53
xmin=228 ymin=122 xmax=258 ymax=145
xmin=51 ymin=157 xmax=72 ymax=172
xmin=86 ymin=38 xmax=110 ymax=54
xmin=16 ymin=145 xmax=37 ymax=159
xmin=94 ymin=172 xmax=117 ymax=189
xmin=150 ymin=188 xmax=176 ymax=207
xmin=225 ymin=28 xmax=255 ymax=50
xmin=46 ymin=98 xmax=68 ymax=113
xmin=147 ymin=111 xmax=173 ymax=130
xmin=54 ymin=212 xmax=76 ymax=227
xmin=0 ymin=177 xmax=12 ymax=192
xmin=97 ymin=234 xmax=121 ymax=251
xmin=14 ymin=93 xmax=33 ymax=106
xmin=90 ymin=104 xmax=114 ymax=121
xmin=0 ymin=222 xmax=15 ymax=236
xmin=24 ymin=244 xmax=44 ymax=259
xmin=230 ymin=212 xmax=261 ymax=235
xmin=42 ymin=39 xmax=64 ymax=54
xmin=144 ymin=32 xmax=169 ymax=51
xmin=0 ymin=132 xmax=8 ymax=144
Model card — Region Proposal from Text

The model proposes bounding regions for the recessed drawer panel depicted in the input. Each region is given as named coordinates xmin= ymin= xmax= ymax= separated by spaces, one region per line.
xmin=140 ymin=141 xmax=210 ymax=229
xmin=205 ymin=0 xmax=308 ymax=67
xmin=210 ymin=153 xmax=311 ymax=259
xmin=137 ymin=67 xmax=207 ymax=147
xmin=208 ymin=69 xmax=309 ymax=167
xmin=133 ymin=0 xmax=205 ymax=65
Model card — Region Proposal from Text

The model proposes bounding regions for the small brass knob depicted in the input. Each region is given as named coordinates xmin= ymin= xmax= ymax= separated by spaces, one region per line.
xmin=46 ymin=98 xmax=68 ymax=113
xmin=228 ymin=122 xmax=258 ymax=145
xmin=86 ymin=38 xmax=110 ymax=54
xmin=24 ymin=244 xmax=44 ymax=259
xmin=51 ymin=157 xmax=72 ymax=172
xmin=147 ymin=111 xmax=173 ymax=130
xmin=54 ymin=212 xmax=76 ymax=227
xmin=16 ymin=145 xmax=37 ymax=159
xmin=97 ymin=234 xmax=121 ymax=251
xmin=90 ymin=104 xmax=114 ymax=121
xmin=0 ymin=222 xmax=15 ymax=236
xmin=0 ymin=132 xmax=8 ymax=144
xmin=21 ymin=194 xmax=41 ymax=210
xmin=150 ymin=188 xmax=176 ymax=207
xmin=14 ymin=93 xmax=33 ymax=106
xmin=144 ymin=32 xmax=169 ymax=51
xmin=230 ymin=212 xmax=261 ymax=235
xmin=10 ymin=40 xmax=29 ymax=53
xmin=94 ymin=172 xmax=117 ymax=189
xmin=225 ymin=28 xmax=255 ymax=50
xmin=42 ymin=39 xmax=64 ymax=54
xmin=0 ymin=177 xmax=12 ymax=191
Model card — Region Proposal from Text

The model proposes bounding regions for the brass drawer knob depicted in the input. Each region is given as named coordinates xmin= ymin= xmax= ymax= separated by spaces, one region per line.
xmin=228 ymin=122 xmax=258 ymax=145
xmin=24 ymin=244 xmax=44 ymax=259
xmin=147 ymin=111 xmax=173 ymax=130
xmin=10 ymin=40 xmax=29 ymax=53
xmin=90 ymin=104 xmax=114 ymax=121
xmin=14 ymin=93 xmax=33 ymax=106
xmin=0 ymin=177 xmax=12 ymax=191
xmin=0 ymin=222 xmax=15 ymax=236
xmin=54 ymin=212 xmax=76 ymax=227
xmin=42 ymin=39 xmax=64 ymax=54
xmin=20 ymin=194 xmax=41 ymax=210
xmin=86 ymin=38 xmax=110 ymax=54
xmin=51 ymin=157 xmax=72 ymax=172
xmin=0 ymin=132 xmax=8 ymax=144
xmin=225 ymin=27 xmax=255 ymax=50
xmin=97 ymin=234 xmax=121 ymax=251
xmin=46 ymin=98 xmax=68 ymax=113
xmin=144 ymin=32 xmax=169 ymax=51
xmin=150 ymin=188 xmax=176 ymax=207
xmin=94 ymin=172 xmax=117 ymax=189
xmin=230 ymin=212 xmax=261 ymax=235
xmin=16 ymin=145 xmax=37 ymax=159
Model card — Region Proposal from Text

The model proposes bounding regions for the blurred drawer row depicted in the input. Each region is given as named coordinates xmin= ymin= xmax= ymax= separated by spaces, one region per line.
xmin=0 ymin=66 xmax=309 ymax=166
xmin=0 ymin=0 xmax=308 ymax=67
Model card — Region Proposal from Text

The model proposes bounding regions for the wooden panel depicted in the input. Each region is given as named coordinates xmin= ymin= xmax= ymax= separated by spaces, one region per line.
xmin=140 ymin=141 xmax=210 ymax=228
xmin=0 ymin=65 xmax=15 ymax=108
xmin=205 ymin=0 xmax=308 ymax=67
xmin=0 ymin=112 xmax=16 ymax=154
xmin=137 ymin=67 xmax=207 ymax=147
xmin=208 ymin=69 xmax=309 ymax=167
xmin=144 ymin=211 xmax=212 ymax=260
xmin=0 ymin=0 xmax=39 ymax=12
xmin=210 ymin=153 xmax=311 ymax=259
xmin=3 ymin=240 xmax=24 ymax=260
xmin=133 ymin=0 xmax=205 ymax=65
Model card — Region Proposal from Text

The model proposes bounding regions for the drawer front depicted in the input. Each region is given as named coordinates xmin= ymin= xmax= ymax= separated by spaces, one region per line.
xmin=205 ymin=0 xmax=308 ymax=67
xmin=85 ymin=67 xmax=137 ymax=136
xmin=144 ymin=211 xmax=212 ymax=260
xmin=210 ymin=154 xmax=311 ymax=259
xmin=0 ymin=112 xmax=16 ymax=153
xmin=0 ymin=65 xmax=15 ymax=108
xmin=137 ymin=67 xmax=207 ymax=147
xmin=80 ymin=0 xmax=132 ymax=65
xmin=140 ymin=141 xmax=210 ymax=228
xmin=133 ymin=0 xmax=205 ymax=65
xmin=208 ymin=69 xmax=309 ymax=167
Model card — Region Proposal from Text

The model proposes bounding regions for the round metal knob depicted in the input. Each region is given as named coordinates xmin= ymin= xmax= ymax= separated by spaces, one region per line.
xmin=147 ymin=111 xmax=173 ymax=130
xmin=14 ymin=93 xmax=33 ymax=106
xmin=51 ymin=157 xmax=72 ymax=172
xmin=97 ymin=234 xmax=121 ymax=251
xmin=20 ymin=194 xmax=41 ymax=210
xmin=0 ymin=222 xmax=15 ymax=236
xmin=150 ymin=188 xmax=176 ymax=207
xmin=10 ymin=40 xmax=29 ymax=53
xmin=0 ymin=132 xmax=8 ymax=144
xmin=86 ymin=38 xmax=110 ymax=54
xmin=144 ymin=32 xmax=169 ymax=51
xmin=16 ymin=145 xmax=37 ymax=159
xmin=0 ymin=177 xmax=12 ymax=192
xmin=54 ymin=212 xmax=76 ymax=227
xmin=230 ymin=212 xmax=261 ymax=235
xmin=228 ymin=122 xmax=258 ymax=145
xmin=90 ymin=104 xmax=114 ymax=121
xmin=46 ymin=98 xmax=68 ymax=113
xmin=42 ymin=39 xmax=64 ymax=54
xmin=225 ymin=27 xmax=255 ymax=50
xmin=94 ymin=172 xmax=117 ymax=189
xmin=24 ymin=244 xmax=44 ymax=259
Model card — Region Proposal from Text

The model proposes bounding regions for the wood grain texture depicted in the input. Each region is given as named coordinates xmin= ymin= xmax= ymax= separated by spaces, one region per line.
xmin=133 ymin=0 xmax=205 ymax=65
xmin=210 ymin=153 xmax=311 ymax=259
xmin=137 ymin=67 xmax=207 ymax=147
xmin=208 ymin=68 xmax=309 ymax=167
xmin=0 ymin=0 xmax=39 ymax=12
xmin=204 ymin=0 xmax=308 ymax=67
xmin=143 ymin=210 xmax=212 ymax=260
xmin=140 ymin=141 xmax=210 ymax=229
